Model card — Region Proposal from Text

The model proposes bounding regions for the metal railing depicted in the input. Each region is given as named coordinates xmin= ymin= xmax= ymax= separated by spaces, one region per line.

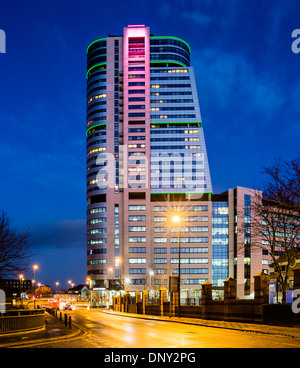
xmin=181 ymin=298 xmax=202 ymax=306
xmin=0 ymin=309 xmax=45 ymax=333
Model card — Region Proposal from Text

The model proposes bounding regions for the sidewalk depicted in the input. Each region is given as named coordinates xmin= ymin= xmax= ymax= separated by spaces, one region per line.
xmin=102 ymin=309 xmax=300 ymax=339
xmin=0 ymin=312 xmax=81 ymax=347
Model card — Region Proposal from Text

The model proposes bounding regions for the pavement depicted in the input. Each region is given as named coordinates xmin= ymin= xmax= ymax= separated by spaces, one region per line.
xmin=0 ymin=311 xmax=84 ymax=348
xmin=101 ymin=309 xmax=300 ymax=339
xmin=0 ymin=308 xmax=299 ymax=347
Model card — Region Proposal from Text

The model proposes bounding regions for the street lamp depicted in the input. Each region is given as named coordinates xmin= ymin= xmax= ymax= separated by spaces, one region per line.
xmin=19 ymin=274 xmax=24 ymax=307
xmin=33 ymin=265 xmax=38 ymax=308
xmin=56 ymin=282 xmax=59 ymax=294
xmin=172 ymin=214 xmax=181 ymax=318
xmin=115 ymin=257 xmax=123 ymax=290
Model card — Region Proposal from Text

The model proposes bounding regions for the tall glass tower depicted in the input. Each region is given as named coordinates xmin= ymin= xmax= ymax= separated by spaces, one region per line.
xmin=86 ymin=25 xmax=213 ymax=302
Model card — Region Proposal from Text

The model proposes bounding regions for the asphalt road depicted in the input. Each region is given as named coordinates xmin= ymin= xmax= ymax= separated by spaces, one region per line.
xmin=13 ymin=309 xmax=299 ymax=349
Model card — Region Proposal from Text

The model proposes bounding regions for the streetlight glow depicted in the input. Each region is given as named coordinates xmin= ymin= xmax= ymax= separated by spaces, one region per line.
xmin=172 ymin=215 xmax=180 ymax=223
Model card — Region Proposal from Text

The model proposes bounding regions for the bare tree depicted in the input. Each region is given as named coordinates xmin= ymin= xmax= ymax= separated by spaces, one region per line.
xmin=248 ymin=193 xmax=299 ymax=302
xmin=0 ymin=212 xmax=32 ymax=279
xmin=263 ymin=156 xmax=300 ymax=211
xmin=238 ymin=156 xmax=300 ymax=302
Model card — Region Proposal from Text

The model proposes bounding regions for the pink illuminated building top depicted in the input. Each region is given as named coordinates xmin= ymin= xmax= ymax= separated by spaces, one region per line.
xmin=123 ymin=25 xmax=151 ymax=192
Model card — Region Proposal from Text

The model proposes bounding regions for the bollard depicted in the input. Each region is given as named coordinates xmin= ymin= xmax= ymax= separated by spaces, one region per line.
xmin=60 ymin=311 xmax=62 ymax=321
xmin=64 ymin=313 xmax=67 ymax=326
xmin=68 ymin=315 xmax=72 ymax=328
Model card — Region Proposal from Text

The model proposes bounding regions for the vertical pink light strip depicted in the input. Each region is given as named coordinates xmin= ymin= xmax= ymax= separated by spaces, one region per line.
xmin=122 ymin=26 xmax=151 ymax=279
xmin=123 ymin=25 xmax=150 ymax=189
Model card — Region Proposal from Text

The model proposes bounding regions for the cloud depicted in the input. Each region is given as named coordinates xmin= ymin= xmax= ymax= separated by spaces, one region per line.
xmin=192 ymin=48 xmax=285 ymax=123
xmin=28 ymin=219 xmax=86 ymax=249
xmin=182 ymin=11 xmax=213 ymax=26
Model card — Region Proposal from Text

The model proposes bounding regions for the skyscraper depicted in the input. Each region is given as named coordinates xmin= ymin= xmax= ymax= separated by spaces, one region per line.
xmin=86 ymin=25 xmax=219 ymax=303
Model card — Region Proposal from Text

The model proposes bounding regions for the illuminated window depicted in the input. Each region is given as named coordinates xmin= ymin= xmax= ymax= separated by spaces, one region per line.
xmin=129 ymin=258 xmax=146 ymax=264
xmin=87 ymin=147 xmax=106 ymax=156
xmin=87 ymin=93 xmax=107 ymax=104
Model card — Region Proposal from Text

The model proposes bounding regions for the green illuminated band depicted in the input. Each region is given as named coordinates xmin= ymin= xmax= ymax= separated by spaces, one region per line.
xmin=86 ymin=38 xmax=107 ymax=54
xmin=150 ymin=36 xmax=191 ymax=53
xmin=86 ymin=62 xmax=107 ymax=79
xmin=86 ymin=123 xmax=106 ymax=136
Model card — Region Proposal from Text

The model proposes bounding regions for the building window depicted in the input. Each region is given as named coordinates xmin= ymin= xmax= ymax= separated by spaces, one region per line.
xmin=154 ymin=238 xmax=167 ymax=243
xmin=212 ymin=202 xmax=229 ymax=287
xmin=129 ymin=215 xmax=146 ymax=221
xmin=129 ymin=247 xmax=146 ymax=253
xmin=129 ymin=237 xmax=146 ymax=243
xmin=154 ymin=258 xmax=167 ymax=264
xmin=129 ymin=258 xmax=146 ymax=264
xmin=171 ymin=247 xmax=208 ymax=253
xmin=154 ymin=248 xmax=167 ymax=253
xmin=129 ymin=268 xmax=146 ymax=274
xmin=129 ymin=226 xmax=146 ymax=232
xmin=129 ymin=205 xmax=146 ymax=211
xmin=170 ymin=258 xmax=208 ymax=264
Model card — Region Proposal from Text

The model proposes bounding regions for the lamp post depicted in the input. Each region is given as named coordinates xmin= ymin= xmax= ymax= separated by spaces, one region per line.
xmin=115 ymin=257 xmax=123 ymax=290
xmin=106 ymin=269 xmax=113 ymax=306
xmin=19 ymin=274 xmax=24 ymax=308
xmin=172 ymin=215 xmax=181 ymax=318
xmin=68 ymin=280 xmax=72 ymax=293
xmin=33 ymin=265 xmax=38 ymax=308
xmin=56 ymin=282 xmax=59 ymax=294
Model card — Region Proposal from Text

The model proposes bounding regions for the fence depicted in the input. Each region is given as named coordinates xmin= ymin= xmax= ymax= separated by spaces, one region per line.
xmin=113 ymin=272 xmax=300 ymax=326
xmin=0 ymin=309 xmax=45 ymax=333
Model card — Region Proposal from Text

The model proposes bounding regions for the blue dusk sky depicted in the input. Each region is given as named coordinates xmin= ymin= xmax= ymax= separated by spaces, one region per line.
xmin=0 ymin=0 xmax=299 ymax=288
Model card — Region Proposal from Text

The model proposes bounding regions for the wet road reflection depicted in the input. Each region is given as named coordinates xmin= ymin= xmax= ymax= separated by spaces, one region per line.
xmin=66 ymin=309 xmax=299 ymax=348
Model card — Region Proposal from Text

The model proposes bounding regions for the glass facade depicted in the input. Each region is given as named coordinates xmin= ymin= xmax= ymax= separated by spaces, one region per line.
xmin=212 ymin=202 xmax=229 ymax=286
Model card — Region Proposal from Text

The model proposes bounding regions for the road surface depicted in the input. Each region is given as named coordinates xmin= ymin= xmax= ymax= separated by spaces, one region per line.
xmin=16 ymin=309 xmax=300 ymax=348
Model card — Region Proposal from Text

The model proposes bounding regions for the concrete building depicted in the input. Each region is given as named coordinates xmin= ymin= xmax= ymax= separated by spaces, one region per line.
xmin=86 ymin=25 xmax=271 ymax=303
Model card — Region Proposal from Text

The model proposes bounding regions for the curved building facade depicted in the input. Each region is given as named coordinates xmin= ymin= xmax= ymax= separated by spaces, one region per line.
xmin=86 ymin=25 xmax=214 ymax=304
